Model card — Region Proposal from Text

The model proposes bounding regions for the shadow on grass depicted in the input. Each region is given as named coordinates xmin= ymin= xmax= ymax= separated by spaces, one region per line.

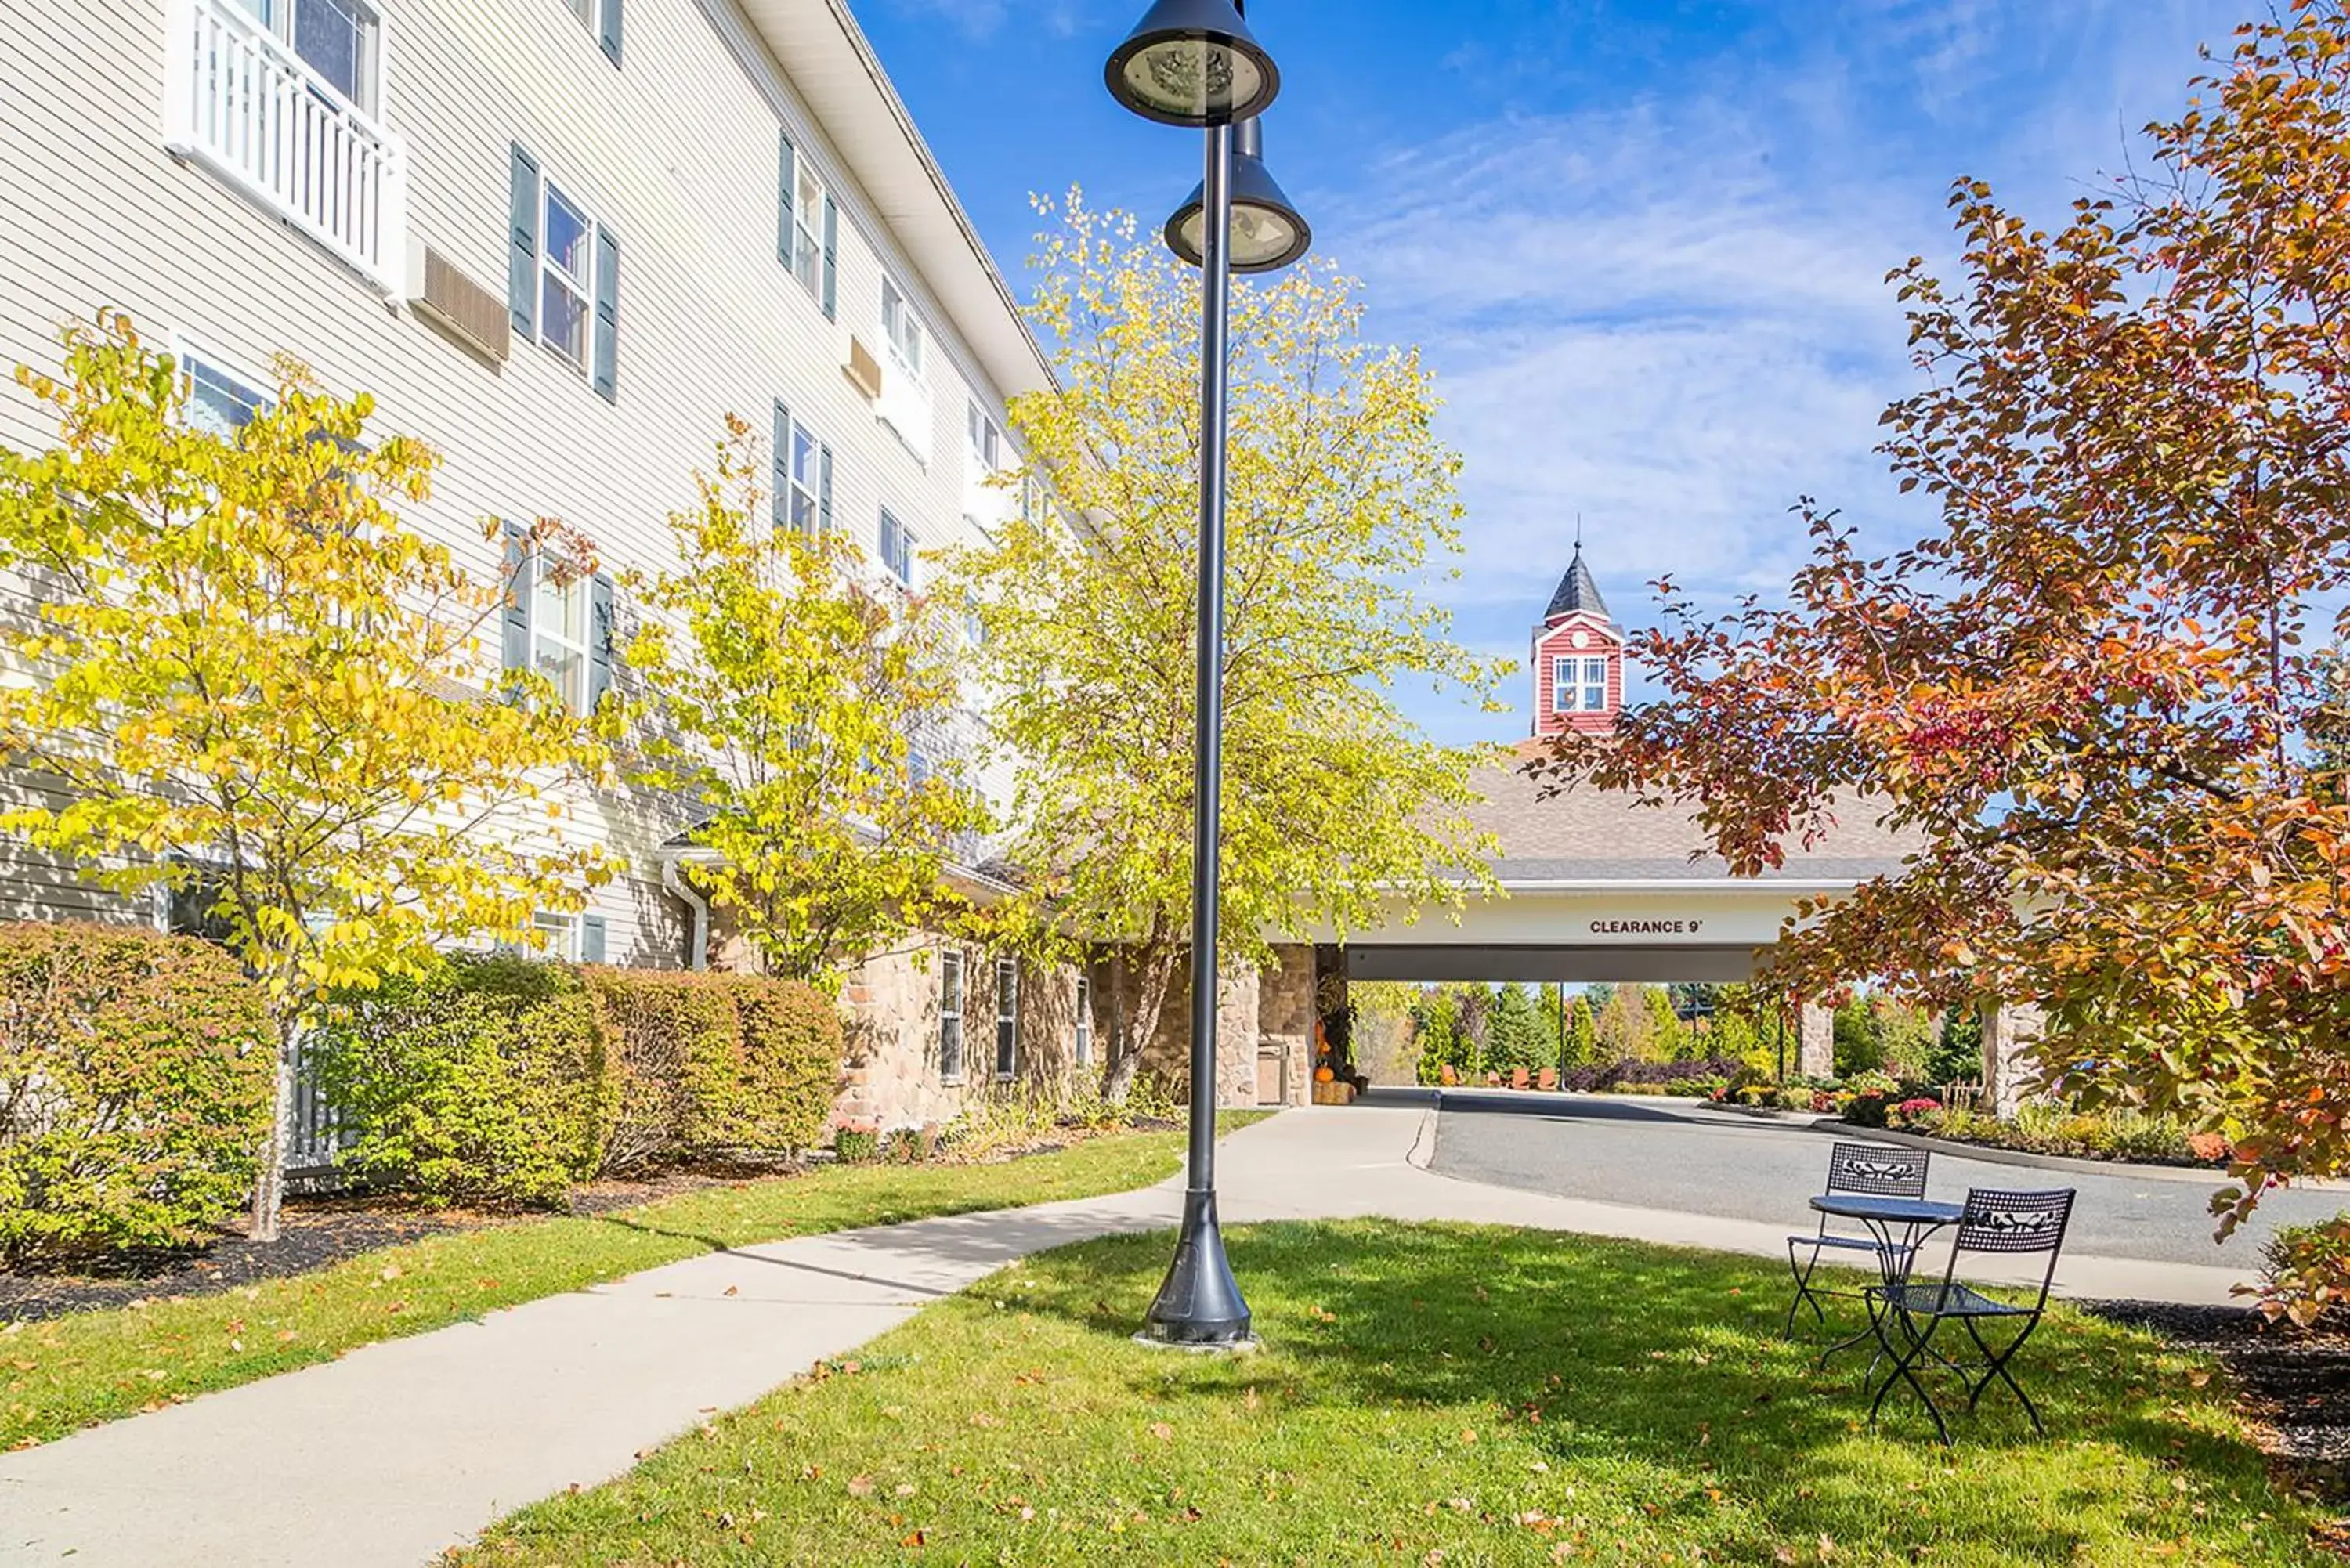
xmin=1013 ymin=1220 xmax=2290 ymax=1557
xmin=467 ymin=1217 xmax=2315 ymax=1566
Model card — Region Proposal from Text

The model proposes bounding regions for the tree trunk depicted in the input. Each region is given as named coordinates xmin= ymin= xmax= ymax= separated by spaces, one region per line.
xmin=1102 ymin=941 xmax=1178 ymax=1104
xmin=249 ymin=1018 xmax=297 ymax=1242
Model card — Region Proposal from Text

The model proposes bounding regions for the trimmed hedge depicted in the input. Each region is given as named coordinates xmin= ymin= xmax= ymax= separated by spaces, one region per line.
xmin=0 ymin=920 xmax=274 ymax=1263
xmin=317 ymin=956 xmax=843 ymax=1202
xmin=316 ymin=956 xmax=606 ymax=1207
xmin=1560 ymin=1057 xmax=1741 ymax=1094
xmin=583 ymin=968 xmax=841 ymax=1172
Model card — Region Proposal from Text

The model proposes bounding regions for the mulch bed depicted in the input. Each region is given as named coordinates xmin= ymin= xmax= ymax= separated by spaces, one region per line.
xmin=0 ymin=1167 xmax=781 ymax=1324
xmin=0 ymin=1121 xmax=1170 ymax=1324
xmin=2089 ymin=1299 xmax=2350 ymax=1512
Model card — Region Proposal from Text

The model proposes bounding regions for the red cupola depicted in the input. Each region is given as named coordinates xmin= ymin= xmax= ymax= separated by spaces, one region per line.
xmin=1531 ymin=540 xmax=1622 ymax=737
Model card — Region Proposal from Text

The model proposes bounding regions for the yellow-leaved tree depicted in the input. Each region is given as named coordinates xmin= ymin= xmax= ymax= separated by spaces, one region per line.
xmin=0 ymin=314 xmax=606 ymax=1238
xmin=620 ymin=417 xmax=989 ymax=988
xmin=948 ymin=193 xmax=1507 ymax=1100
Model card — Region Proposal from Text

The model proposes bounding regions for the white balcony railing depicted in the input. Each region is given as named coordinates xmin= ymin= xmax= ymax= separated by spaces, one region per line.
xmin=164 ymin=0 xmax=408 ymax=298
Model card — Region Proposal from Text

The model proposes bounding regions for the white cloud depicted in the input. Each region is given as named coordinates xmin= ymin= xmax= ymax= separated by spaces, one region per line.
xmin=1311 ymin=1 xmax=2250 ymax=746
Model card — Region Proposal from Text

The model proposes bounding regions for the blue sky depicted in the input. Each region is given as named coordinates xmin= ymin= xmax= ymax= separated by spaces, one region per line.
xmin=857 ymin=0 xmax=2251 ymax=747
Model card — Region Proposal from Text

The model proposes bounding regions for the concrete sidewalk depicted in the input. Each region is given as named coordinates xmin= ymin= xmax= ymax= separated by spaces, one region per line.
xmin=0 ymin=1107 xmax=2258 ymax=1567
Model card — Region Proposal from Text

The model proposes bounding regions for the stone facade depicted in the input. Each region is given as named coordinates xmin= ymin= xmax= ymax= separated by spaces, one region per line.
xmin=703 ymin=907 xmax=1092 ymax=1135
xmin=1136 ymin=948 xmax=1289 ymax=1108
xmin=1259 ymin=944 xmax=1316 ymax=1108
xmin=1797 ymin=1000 xmax=1835 ymax=1078
xmin=1979 ymin=998 xmax=2045 ymax=1121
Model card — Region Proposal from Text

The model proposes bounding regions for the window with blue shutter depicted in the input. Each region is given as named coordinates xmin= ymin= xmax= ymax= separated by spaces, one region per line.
xmin=508 ymin=145 xmax=540 ymax=338
xmin=779 ymin=129 xmax=831 ymax=308
xmin=591 ymin=226 xmax=620 ymax=403
xmin=580 ymin=914 xmax=608 ymax=964
xmin=598 ymin=0 xmax=622 ymax=65
xmin=587 ymin=573 xmax=615 ymax=710
xmin=821 ymin=196 xmax=838 ymax=321
xmin=879 ymin=508 xmax=913 ymax=585
xmin=501 ymin=521 xmax=534 ymax=688
xmin=818 ymin=445 xmax=834 ymax=535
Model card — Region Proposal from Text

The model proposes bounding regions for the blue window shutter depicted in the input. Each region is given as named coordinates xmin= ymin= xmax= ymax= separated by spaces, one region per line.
xmin=580 ymin=914 xmax=608 ymax=964
xmin=587 ymin=573 xmax=615 ymax=710
xmin=508 ymin=145 xmax=540 ymax=338
xmin=772 ymin=402 xmax=791 ymax=530
xmin=598 ymin=0 xmax=622 ymax=65
xmin=501 ymin=521 xmax=534 ymax=685
xmin=777 ymin=131 xmax=797 ymax=266
xmin=817 ymin=443 xmax=833 ymax=535
xmin=591 ymin=226 xmax=620 ymax=403
xmin=820 ymin=196 xmax=838 ymax=320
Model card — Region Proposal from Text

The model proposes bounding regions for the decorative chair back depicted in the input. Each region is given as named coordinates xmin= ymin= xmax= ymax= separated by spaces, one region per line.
xmin=1943 ymin=1187 xmax=2076 ymax=1306
xmin=1824 ymin=1141 xmax=1930 ymax=1199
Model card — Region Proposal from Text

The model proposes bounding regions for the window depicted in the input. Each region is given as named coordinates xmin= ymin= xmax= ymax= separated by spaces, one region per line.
xmin=1075 ymin=974 xmax=1093 ymax=1067
xmin=789 ymin=162 xmax=826 ymax=296
xmin=967 ymin=403 xmax=1001 ymax=471
xmin=540 ymin=182 xmax=595 ymax=371
xmin=1551 ymin=656 xmax=1574 ymax=714
xmin=879 ymin=508 xmax=914 ymax=585
xmin=533 ymin=910 xmax=580 ymax=960
xmin=939 ymin=950 xmax=965 ymax=1083
xmin=994 ymin=957 xmax=1018 ymax=1079
xmin=533 ymin=560 xmax=593 ymax=713
xmin=881 ymin=278 xmax=925 ymax=381
xmin=1582 ymin=656 xmax=1607 ymax=712
xmin=183 ymin=354 xmax=269 ymax=438
xmin=909 ymin=748 xmax=933 ymax=786
xmin=560 ymin=0 xmax=622 ymax=61
xmin=776 ymin=406 xmax=819 ymax=532
xmin=238 ymin=0 xmax=381 ymax=114
xmin=1553 ymin=653 xmax=1609 ymax=712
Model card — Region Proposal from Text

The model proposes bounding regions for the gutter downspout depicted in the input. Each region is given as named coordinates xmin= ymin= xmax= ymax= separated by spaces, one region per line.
xmin=661 ymin=857 xmax=710 ymax=971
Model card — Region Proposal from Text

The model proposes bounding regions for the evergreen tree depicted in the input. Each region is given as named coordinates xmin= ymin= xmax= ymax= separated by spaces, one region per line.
xmin=1566 ymin=995 xmax=1598 ymax=1067
xmin=1486 ymin=983 xmax=1545 ymax=1074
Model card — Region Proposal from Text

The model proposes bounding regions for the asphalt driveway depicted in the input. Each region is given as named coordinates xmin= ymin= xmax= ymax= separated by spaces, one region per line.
xmin=1419 ymin=1087 xmax=2348 ymax=1269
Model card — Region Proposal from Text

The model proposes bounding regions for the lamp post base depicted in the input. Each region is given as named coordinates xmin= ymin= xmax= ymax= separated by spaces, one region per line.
xmin=1138 ymin=1187 xmax=1253 ymax=1347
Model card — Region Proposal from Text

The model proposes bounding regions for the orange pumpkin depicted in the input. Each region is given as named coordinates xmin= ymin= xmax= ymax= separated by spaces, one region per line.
xmin=1314 ymin=1065 xmax=1336 ymax=1084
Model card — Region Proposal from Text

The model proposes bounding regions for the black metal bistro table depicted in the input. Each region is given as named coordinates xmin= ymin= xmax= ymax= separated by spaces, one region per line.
xmin=1806 ymin=1194 xmax=1965 ymax=1369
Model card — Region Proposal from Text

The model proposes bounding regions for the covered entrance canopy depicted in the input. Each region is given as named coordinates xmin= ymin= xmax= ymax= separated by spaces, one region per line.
xmin=1334 ymin=747 xmax=1929 ymax=983
xmin=1297 ymin=752 xmax=1932 ymax=1082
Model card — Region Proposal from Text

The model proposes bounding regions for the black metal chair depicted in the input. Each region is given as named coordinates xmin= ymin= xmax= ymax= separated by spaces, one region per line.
xmin=1867 ymin=1187 xmax=2077 ymax=1443
xmin=1786 ymin=1141 xmax=1932 ymax=1334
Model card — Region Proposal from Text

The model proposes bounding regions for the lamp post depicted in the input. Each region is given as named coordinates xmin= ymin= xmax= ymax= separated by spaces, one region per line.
xmin=1104 ymin=0 xmax=1309 ymax=1349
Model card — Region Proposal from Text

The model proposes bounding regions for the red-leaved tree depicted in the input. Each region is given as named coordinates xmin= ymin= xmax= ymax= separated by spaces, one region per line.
xmin=1535 ymin=2 xmax=2350 ymax=1316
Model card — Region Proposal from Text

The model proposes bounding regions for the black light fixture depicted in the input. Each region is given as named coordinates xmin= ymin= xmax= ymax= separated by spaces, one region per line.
xmin=1107 ymin=0 xmax=1308 ymax=1356
xmin=1164 ymin=115 xmax=1312 ymax=273
xmin=1104 ymin=0 xmax=1281 ymax=127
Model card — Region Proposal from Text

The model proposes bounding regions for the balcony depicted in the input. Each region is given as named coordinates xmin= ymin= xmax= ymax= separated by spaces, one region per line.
xmin=164 ymin=0 xmax=408 ymax=298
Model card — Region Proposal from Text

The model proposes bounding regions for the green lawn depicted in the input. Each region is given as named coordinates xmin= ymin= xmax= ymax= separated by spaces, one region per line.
xmin=0 ymin=1115 xmax=1267 ymax=1451
xmin=457 ymin=1220 xmax=2329 ymax=1567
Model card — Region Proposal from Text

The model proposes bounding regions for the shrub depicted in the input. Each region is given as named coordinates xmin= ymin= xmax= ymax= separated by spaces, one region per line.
xmin=728 ymin=977 xmax=844 ymax=1152
xmin=315 ymin=955 xmax=605 ymax=1207
xmin=0 ymin=920 xmax=275 ymax=1263
xmin=884 ymin=1125 xmax=936 ymax=1164
xmin=2256 ymin=1217 xmax=2350 ymax=1328
xmin=1559 ymin=1056 xmax=1741 ymax=1094
xmin=583 ymin=968 xmax=842 ymax=1169
xmin=834 ymin=1122 xmax=880 ymax=1163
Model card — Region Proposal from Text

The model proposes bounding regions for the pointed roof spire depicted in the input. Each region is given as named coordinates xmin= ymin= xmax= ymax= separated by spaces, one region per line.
xmin=1544 ymin=521 xmax=1611 ymax=623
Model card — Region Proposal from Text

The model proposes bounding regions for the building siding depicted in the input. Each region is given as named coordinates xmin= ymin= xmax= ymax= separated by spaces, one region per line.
xmin=0 ymin=0 xmax=1029 ymax=956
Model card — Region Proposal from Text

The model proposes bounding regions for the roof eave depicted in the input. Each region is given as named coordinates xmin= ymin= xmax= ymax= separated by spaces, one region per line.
xmin=736 ymin=0 xmax=1057 ymax=403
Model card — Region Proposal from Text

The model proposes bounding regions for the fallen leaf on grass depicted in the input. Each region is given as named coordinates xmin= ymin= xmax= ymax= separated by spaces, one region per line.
xmin=847 ymin=1474 xmax=875 ymax=1497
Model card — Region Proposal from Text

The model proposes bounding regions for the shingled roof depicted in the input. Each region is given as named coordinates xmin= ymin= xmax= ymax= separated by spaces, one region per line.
xmin=1544 ymin=547 xmax=1611 ymax=624
xmin=1463 ymin=748 xmax=1930 ymax=885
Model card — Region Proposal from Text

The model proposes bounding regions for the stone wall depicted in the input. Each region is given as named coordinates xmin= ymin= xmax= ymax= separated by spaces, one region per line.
xmin=1979 ymin=998 xmax=2045 ymax=1121
xmin=703 ymin=906 xmax=1091 ymax=1134
xmin=1797 ymin=1001 xmax=1835 ymax=1078
xmin=1135 ymin=948 xmax=1278 ymax=1108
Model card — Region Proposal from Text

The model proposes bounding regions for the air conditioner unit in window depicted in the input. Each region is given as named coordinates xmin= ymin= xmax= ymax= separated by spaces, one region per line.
xmin=845 ymin=336 xmax=884 ymax=401
xmin=408 ymin=243 xmax=510 ymax=364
